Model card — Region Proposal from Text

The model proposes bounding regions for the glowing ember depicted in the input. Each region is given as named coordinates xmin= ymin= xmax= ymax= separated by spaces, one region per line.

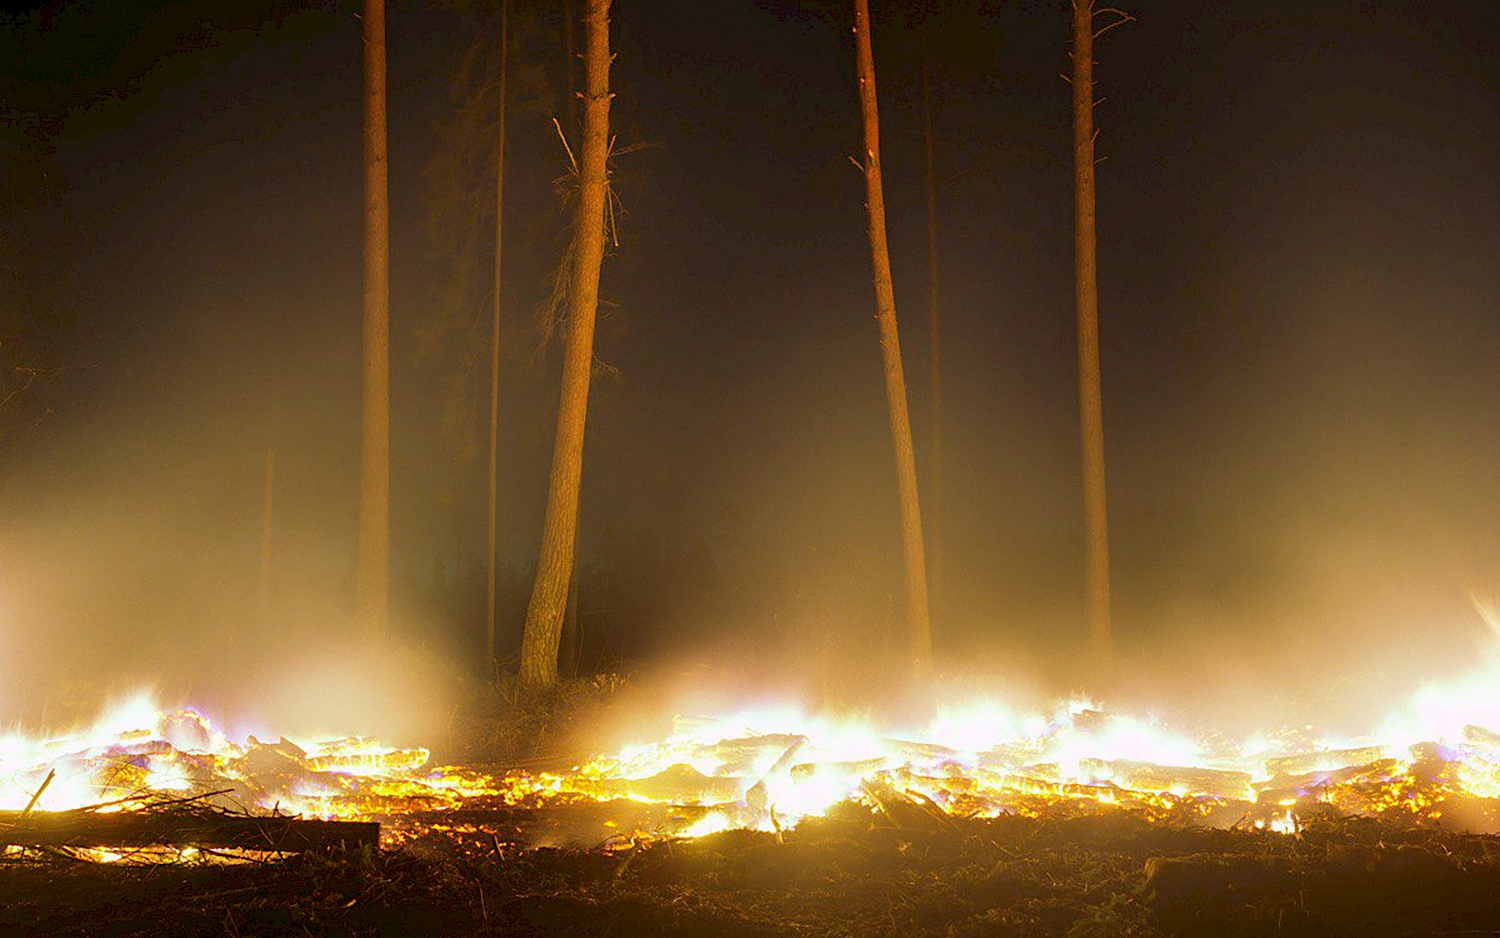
xmin=6 ymin=684 xmax=1500 ymax=858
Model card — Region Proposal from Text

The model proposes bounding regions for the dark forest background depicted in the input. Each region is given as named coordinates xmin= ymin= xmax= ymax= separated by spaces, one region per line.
xmin=1 ymin=0 xmax=1498 ymax=736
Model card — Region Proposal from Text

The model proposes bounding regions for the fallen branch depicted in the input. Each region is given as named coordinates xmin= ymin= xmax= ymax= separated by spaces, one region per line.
xmin=0 ymin=808 xmax=378 ymax=853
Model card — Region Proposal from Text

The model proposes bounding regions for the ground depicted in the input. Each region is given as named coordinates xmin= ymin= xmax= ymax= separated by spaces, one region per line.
xmin=4 ymin=806 xmax=1500 ymax=937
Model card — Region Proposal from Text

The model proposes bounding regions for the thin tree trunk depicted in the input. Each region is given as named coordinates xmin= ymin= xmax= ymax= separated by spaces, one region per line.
xmin=1072 ymin=0 xmax=1112 ymax=683
xmin=486 ymin=0 xmax=510 ymax=667
xmin=853 ymin=0 xmax=932 ymax=676
xmin=553 ymin=0 xmax=582 ymax=683
xmin=357 ymin=0 xmax=391 ymax=637
xmin=518 ymin=0 xmax=612 ymax=691
xmin=920 ymin=28 xmax=942 ymax=635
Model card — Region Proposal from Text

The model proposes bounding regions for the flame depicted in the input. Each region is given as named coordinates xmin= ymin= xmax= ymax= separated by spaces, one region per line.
xmin=5 ymin=676 xmax=1500 ymax=858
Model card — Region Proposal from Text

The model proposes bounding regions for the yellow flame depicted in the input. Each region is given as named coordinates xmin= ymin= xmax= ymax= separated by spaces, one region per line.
xmin=7 ymin=682 xmax=1500 ymax=853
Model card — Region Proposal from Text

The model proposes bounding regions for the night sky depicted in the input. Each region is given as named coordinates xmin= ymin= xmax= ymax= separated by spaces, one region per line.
xmin=1 ymin=0 xmax=1498 ymax=732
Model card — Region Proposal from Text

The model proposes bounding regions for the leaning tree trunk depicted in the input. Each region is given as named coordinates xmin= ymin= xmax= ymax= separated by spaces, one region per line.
xmin=357 ymin=0 xmax=391 ymax=637
xmin=518 ymin=0 xmax=612 ymax=690
xmin=486 ymin=0 xmax=511 ymax=666
xmin=1072 ymin=0 xmax=1112 ymax=683
xmin=853 ymin=0 xmax=933 ymax=675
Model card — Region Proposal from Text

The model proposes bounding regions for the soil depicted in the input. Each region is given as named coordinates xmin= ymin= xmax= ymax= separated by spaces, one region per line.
xmin=4 ymin=804 xmax=1500 ymax=937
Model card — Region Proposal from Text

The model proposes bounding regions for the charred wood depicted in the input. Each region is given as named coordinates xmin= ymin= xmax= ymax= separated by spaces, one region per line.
xmin=0 ymin=810 xmax=379 ymax=852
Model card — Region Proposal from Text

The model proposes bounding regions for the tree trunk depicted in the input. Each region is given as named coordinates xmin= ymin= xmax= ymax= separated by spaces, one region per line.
xmin=563 ymin=553 xmax=580 ymax=677
xmin=1072 ymin=0 xmax=1112 ymax=683
xmin=853 ymin=0 xmax=933 ymax=676
xmin=920 ymin=28 xmax=942 ymax=637
xmin=357 ymin=0 xmax=391 ymax=638
xmin=518 ymin=0 xmax=612 ymax=691
xmin=486 ymin=0 xmax=510 ymax=666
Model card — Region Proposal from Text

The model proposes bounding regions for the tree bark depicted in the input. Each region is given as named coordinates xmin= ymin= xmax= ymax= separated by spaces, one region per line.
xmin=357 ymin=0 xmax=391 ymax=637
xmin=486 ymin=0 xmax=510 ymax=666
xmin=920 ymin=28 xmax=942 ymax=636
xmin=853 ymin=0 xmax=933 ymax=675
xmin=563 ymin=552 xmax=580 ymax=677
xmin=1072 ymin=0 xmax=1112 ymax=683
xmin=518 ymin=0 xmax=612 ymax=690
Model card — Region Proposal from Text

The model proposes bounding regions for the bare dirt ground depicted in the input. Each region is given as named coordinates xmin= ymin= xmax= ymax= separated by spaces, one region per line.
xmin=4 ymin=805 xmax=1500 ymax=937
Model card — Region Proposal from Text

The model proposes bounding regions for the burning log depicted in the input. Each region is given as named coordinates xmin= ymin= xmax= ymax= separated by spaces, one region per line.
xmin=0 ymin=808 xmax=379 ymax=853
xmin=1262 ymin=746 xmax=1390 ymax=779
xmin=1464 ymin=725 xmax=1500 ymax=748
xmin=883 ymin=738 xmax=959 ymax=765
xmin=590 ymin=763 xmax=744 ymax=804
xmin=702 ymin=734 xmax=806 ymax=775
xmin=790 ymin=757 xmax=886 ymax=782
xmin=859 ymin=777 xmax=951 ymax=831
xmin=235 ymin=736 xmax=311 ymax=784
xmin=1079 ymin=759 xmax=1254 ymax=800
xmin=1254 ymin=758 xmax=1406 ymax=804
xmin=745 ymin=737 xmax=807 ymax=813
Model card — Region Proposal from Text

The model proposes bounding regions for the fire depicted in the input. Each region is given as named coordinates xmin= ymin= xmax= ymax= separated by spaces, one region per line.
xmin=0 ymin=692 xmax=438 ymax=817
xmin=6 ymin=684 xmax=1500 ymax=860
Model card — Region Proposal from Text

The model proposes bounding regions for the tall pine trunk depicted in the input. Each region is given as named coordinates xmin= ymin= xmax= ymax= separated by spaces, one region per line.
xmin=357 ymin=0 xmax=391 ymax=637
xmin=518 ymin=0 xmax=612 ymax=690
xmin=853 ymin=0 xmax=932 ymax=675
xmin=560 ymin=0 xmax=582 ymax=678
xmin=1072 ymin=0 xmax=1112 ymax=682
xmin=920 ymin=29 xmax=942 ymax=636
xmin=485 ymin=0 xmax=510 ymax=666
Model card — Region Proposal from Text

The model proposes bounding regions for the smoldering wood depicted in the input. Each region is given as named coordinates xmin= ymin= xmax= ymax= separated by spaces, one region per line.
xmin=0 ymin=810 xmax=379 ymax=852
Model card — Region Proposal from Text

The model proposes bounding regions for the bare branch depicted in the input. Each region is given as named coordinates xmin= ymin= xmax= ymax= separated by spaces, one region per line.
xmin=611 ymin=139 xmax=663 ymax=158
xmin=592 ymin=353 xmax=622 ymax=381
xmin=0 ymin=366 xmax=41 ymax=411
xmin=552 ymin=117 xmax=579 ymax=174
xmin=1093 ymin=7 xmax=1135 ymax=40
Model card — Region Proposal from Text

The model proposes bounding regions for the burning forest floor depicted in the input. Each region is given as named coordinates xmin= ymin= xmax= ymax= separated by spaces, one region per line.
xmin=6 ymin=807 xmax=1500 ymax=937
xmin=10 ymin=678 xmax=1500 ymax=935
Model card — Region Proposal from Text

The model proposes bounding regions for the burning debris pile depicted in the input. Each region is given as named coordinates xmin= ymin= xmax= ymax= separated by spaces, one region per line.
xmin=6 ymin=691 xmax=1500 ymax=862
xmin=525 ymin=701 xmax=1500 ymax=841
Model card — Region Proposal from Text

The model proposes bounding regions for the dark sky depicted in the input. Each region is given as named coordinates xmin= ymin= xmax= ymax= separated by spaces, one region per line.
xmin=1 ymin=0 xmax=1498 ymax=729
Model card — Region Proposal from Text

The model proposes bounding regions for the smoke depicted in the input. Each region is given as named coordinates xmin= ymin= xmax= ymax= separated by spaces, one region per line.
xmin=4 ymin=0 xmax=1500 ymax=747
